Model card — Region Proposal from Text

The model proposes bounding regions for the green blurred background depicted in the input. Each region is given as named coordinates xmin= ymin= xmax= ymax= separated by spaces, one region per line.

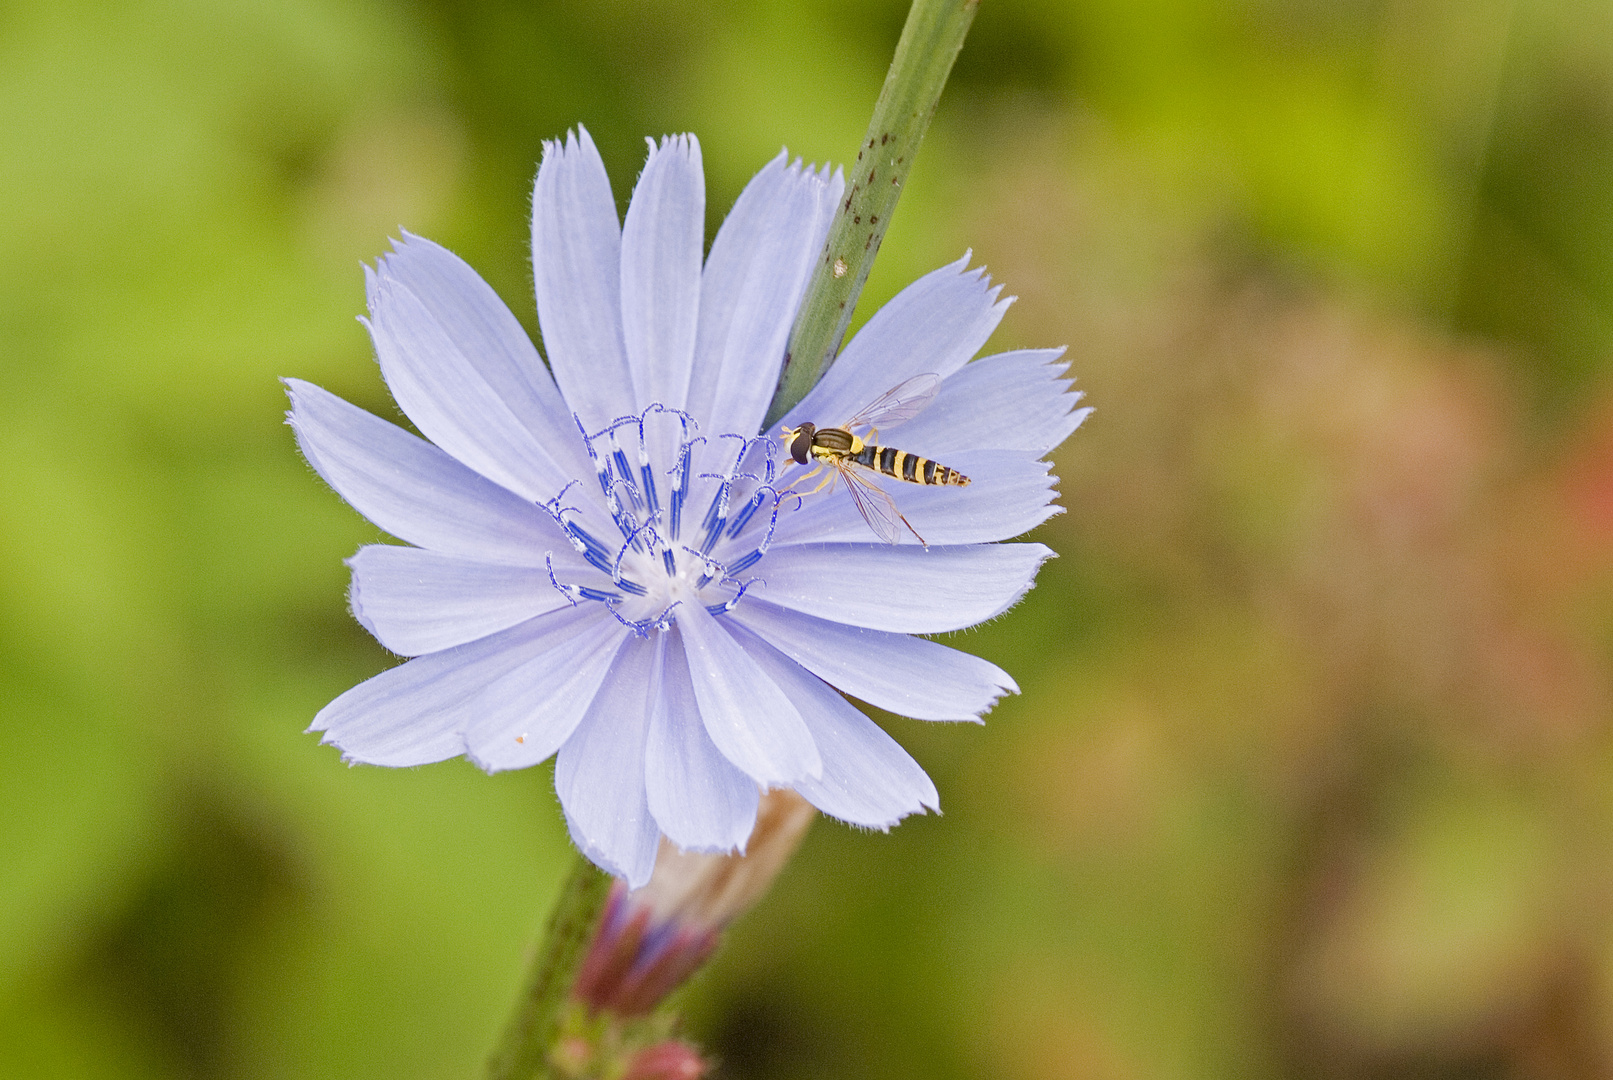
xmin=4 ymin=0 xmax=1613 ymax=1076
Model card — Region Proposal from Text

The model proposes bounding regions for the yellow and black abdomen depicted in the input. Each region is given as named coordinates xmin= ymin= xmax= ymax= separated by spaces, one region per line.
xmin=851 ymin=444 xmax=970 ymax=487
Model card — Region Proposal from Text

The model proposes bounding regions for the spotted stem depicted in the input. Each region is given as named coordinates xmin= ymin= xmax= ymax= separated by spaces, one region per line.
xmin=764 ymin=0 xmax=979 ymax=428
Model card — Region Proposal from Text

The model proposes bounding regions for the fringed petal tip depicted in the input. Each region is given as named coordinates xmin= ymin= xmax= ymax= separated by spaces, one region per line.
xmin=280 ymin=374 xmax=310 ymax=408
xmin=958 ymin=669 xmax=1022 ymax=726
xmin=951 ymin=661 xmax=1020 ymax=723
xmin=645 ymin=131 xmax=701 ymax=157
xmin=541 ymin=124 xmax=598 ymax=164
xmin=945 ymin=248 xmax=1015 ymax=314
xmin=366 ymin=235 xmax=412 ymax=291
xmin=281 ymin=378 xmax=328 ymax=475
xmin=812 ymin=765 xmax=943 ymax=832
xmin=567 ymin=818 xmax=655 ymax=889
xmin=989 ymin=543 xmax=1057 ymax=621
xmin=767 ymin=146 xmax=831 ymax=174
xmin=343 ymin=572 xmax=382 ymax=650
xmin=827 ymin=798 xmax=941 ymax=835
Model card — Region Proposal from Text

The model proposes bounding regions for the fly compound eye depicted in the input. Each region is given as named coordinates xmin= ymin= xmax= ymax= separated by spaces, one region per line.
xmin=789 ymin=424 xmax=815 ymax=465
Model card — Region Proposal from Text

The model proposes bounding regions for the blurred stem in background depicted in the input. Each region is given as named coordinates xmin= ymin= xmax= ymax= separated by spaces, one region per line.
xmin=486 ymin=2 xmax=976 ymax=1073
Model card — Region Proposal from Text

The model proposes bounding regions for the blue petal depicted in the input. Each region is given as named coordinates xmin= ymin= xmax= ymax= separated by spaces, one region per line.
xmin=621 ymin=135 xmax=704 ymax=412
xmin=676 ymin=600 xmax=822 ymax=785
xmin=366 ymin=272 xmax=575 ymax=501
xmin=644 ymin=630 xmax=760 ymax=853
xmin=779 ymin=253 xmax=1010 ymax=436
xmin=556 ymin=634 xmax=664 ymax=887
xmin=347 ymin=544 xmax=588 ymax=657
xmin=532 ymin=127 xmax=635 ymax=433
xmin=310 ymin=605 xmax=619 ymax=768
xmin=730 ymin=626 xmax=939 ymax=829
xmin=751 ymin=542 xmax=1054 ymax=633
xmin=462 ymin=612 xmax=627 ymax=773
xmin=728 ymin=599 xmax=1016 ymax=721
xmin=284 ymin=379 xmax=565 ymax=564
xmin=890 ymin=348 xmax=1089 ymax=458
xmin=371 ymin=232 xmax=592 ymax=479
xmin=685 ymin=152 xmax=841 ymax=441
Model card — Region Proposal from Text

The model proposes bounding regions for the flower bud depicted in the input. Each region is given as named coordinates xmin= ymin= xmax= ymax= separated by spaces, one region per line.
xmin=573 ymin=789 xmax=815 ymax=1015
xmin=621 ymin=1040 xmax=708 ymax=1080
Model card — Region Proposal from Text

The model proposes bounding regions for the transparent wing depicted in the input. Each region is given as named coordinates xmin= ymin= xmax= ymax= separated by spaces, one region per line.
xmin=845 ymin=373 xmax=942 ymax=433
xmin=836 ymin=462 xmax=904 ymax=544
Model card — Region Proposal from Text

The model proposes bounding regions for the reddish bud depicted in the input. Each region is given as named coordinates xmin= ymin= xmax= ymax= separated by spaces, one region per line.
xmin=572 ymin=790 xmax=815 ymax=1016
xmin=622 ymin=1040 xmax=707 ymax=1080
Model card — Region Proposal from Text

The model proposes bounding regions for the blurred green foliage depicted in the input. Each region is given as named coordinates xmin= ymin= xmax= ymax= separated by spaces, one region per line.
xmin=3 ymin=0 xmax=1613 ymax=1077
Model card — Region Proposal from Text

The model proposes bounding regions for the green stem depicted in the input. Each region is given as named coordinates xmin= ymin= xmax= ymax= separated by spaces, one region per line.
xmin=764 ymin=0 xmax=979 ymax=428
xmin=486 ymin=853 xmax=613 ymax=1080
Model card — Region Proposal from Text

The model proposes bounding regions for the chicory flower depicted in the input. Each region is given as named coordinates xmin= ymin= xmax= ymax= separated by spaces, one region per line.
xmin=286 ymin=129 xmax=1088 ymax=887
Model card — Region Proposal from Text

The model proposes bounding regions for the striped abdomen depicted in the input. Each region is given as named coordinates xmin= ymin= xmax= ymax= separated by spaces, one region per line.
xmin=850 ymin=444 xmax=970 ymax=486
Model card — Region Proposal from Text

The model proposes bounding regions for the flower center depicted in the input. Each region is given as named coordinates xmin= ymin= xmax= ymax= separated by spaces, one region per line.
xmin=539 ymin=405 xmax=785 ymax=636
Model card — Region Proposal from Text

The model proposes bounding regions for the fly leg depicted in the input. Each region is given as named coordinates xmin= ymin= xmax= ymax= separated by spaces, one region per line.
xmin=775 ymin=461 xmax=839 ymax=500
xmin=775 ymin=462 xmax=825 ymax=498
xmin=800 ymin=466 xmax=838 ymax=497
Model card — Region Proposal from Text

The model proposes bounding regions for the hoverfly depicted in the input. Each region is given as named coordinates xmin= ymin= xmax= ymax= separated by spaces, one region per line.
xmin=779 ymin=372 xmax=970 ymax=546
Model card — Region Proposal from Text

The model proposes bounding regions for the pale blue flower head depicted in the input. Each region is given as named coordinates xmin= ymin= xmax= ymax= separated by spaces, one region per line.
xmin=285 ymin=129 xmax=1090 ymax=887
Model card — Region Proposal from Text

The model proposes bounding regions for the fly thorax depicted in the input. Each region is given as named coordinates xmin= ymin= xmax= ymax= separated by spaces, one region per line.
xmin=811 ymin=426 xmax=857 ymax=456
